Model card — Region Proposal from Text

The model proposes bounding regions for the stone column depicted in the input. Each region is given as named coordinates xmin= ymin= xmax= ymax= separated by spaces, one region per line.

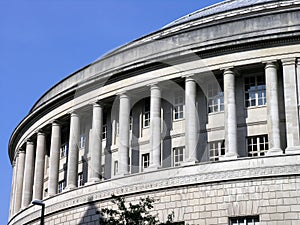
xmin=118 ymin=93 xmax=130 ymax=175
xmin=21 ymin=141 xmax=35 ymax=208
xmin=88 ymin=102 xmax=103 ymax=183
xmin=223 ymin=68 xmax=238 ymax=158
xmin=149 ymin=84 xmax=162 ymax=168
xmin=9 ymin=161 xmax=16 ymax=218
xmin=48 ymin=121 xmax=61 ymax=196
xmin=265 ymin=62 xmax=282 ymax=155
xmin=66 ymin=112 xmax=80 ymax=189
xmin=14 ymin=149 xmax=25 ymax=213
xmin=33 ymin=132 xmax=46 ymax=200
xmin=185 ymin=76 xmax=198 ymax=163
xmin=282 ymin=58 xmax=300 ymax=153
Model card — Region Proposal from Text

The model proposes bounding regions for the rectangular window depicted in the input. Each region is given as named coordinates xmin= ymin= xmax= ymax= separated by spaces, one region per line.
xmin=143 ymin=99 xmax=150 ymax=128
xmin=129 ymin=116 xmax=133 ymax=130
xmin=229 ymin=216 xmax=259 ymax=225
xmin=58 ymin=180 xmax=66 ymax=193
xmin=174 ymin=93 xmax=184 ymax=120
xmin=142 ymin=153 xmax=150 ymax=171
xmin=207 ymin=79 xmax=224 ymax=113
xmin=114 ymin=160 xmax=118 ymax=175
xmin=209 ymin=140 xmax=225 ymax=161
xmin=102 ymin=124 xmax=107 ymax=140
xmin=245 ymin=75 xmax=266 ymax=107
xmin=78 ymin=173 xmax=84 ymax=187
xmin=247 ymin=135 xmax=268 ymax=157
xmin=173 ymin=147 xmax=184 ymax=167
xmin=60 ymin=143 xmax=68 ymax=158
xmin=79 ymin=135 xmax=86 ymax=149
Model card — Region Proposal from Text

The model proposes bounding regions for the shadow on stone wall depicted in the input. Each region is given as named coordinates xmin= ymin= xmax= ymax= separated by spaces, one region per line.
xmin=78 ymin=197 xmax=100 ymax=225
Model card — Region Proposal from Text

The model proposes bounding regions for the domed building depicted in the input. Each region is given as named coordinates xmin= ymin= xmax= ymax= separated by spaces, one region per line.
xmin=8 ymin=0 xmax=300 ymax=224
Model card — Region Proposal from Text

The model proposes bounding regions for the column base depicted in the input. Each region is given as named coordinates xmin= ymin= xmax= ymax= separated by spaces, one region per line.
xmin=65 ymin=184 xmax=77 ymax=191
xmin=85 ymin=178 xmax=101 ymax=186
xmin=285 ymin=146 xmax=300 ymax=154
xmin=144 ymin=164 xmax=161 ymax=172
xmin=181 ymin=160 xmax=198 ymax=166
xmin=266 ymin=147 xmax=283 ymax=156
xmin=219 ymin=153 xmax=239 ymax=161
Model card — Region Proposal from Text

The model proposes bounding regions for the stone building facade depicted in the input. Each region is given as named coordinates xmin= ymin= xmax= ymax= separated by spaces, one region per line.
xmin=7 ymin=0 xmax=300 ymax=224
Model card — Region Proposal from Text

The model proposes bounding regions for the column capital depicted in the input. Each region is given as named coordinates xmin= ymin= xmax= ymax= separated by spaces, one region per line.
xmin=181 ymin=73 xmax=195 ymax=79
xmin=70 ymin=110 xmax=80 ymax=117
xmin=223 ymin=67 xmax=235 ymax=75
xmin=149 ymin=82 xmax=160 ymax=90
xmin=91 ymin=101 xmax=104 ymax=108
xmin=26 ymin=139 xmax=34 ymax=145
xmin=264 ymin=61 xmax=278 ymax=69
xmin=51 ymin=120 xmax=61 ymax=126
xmin=281 ymin=58 xmax=296 ymax=66
xmin=18 ymin=148 xmax=25 ymax=154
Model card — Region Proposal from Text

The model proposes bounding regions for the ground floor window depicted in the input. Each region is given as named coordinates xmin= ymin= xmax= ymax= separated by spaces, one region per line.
xmin=142 ymin=153 xmax=150 ymax=171
xmin=78 ymin=172 xmax=84 ymax=187
xmin=247 ymin=135 xmax=268 ymax=157
xmin=114 ymin=160 xmax=118 ymax=175
xmin=58 ymin=180 xmax=66 ymax=193
xmin=209 ymin=140 xmax=225 ymax=161
xmin=229 ymin=216 xmax=259 ymax=225
xmin=173 ymin=147 xmax=184 ymax=167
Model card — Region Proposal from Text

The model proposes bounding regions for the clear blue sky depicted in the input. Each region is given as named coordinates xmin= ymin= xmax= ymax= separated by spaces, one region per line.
xmin=0 ymin=0 xmax=222 ymax=224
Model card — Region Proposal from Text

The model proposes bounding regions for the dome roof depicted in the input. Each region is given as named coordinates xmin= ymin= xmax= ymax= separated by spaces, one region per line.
xmin=164 ymin=0 xmax=280 ymax=28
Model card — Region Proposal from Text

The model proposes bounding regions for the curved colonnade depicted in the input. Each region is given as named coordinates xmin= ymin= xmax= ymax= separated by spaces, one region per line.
xmin=8 ymin=1 xmax=300 ymax=224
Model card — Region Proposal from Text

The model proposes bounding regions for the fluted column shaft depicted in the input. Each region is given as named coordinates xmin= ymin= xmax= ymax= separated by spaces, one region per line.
xmin=224 ymin=68 xmax=238 ymax=158
xmin=33 ymin=132 xmax=46 ymax=200
xmin=21 ymin=141 xmax=35 ymax=208
xmin=118 ymin=93 xmax=130 ymax=175
xmin=48 ymin=122 xmax=61 ymax=196
xmin=9 ymin=161 xmax=16 ymax=218
xmin=185 ymin=76 xmax=198 ymax=163
xmin=265 ymin=62 xmax=282 ymax=155
xmin=88 ymin=103 xmax=103 ymax=182
xmin=150 ymin=84 xmax=161 ymax=168
xmin=14 ymin=149 xmax=25 ymax=213
xmin=282 ymin=58 xmax=300 ymax=152
xmin=66 ymin=112 xmax=80 ymax=189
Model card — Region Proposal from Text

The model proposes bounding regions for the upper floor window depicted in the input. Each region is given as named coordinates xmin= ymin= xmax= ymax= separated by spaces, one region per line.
xmin=207 ymin=79 xmax=224 ymax=113
xmin=143 ymin=99 xmax=150 ymax=128
xmin=245 ymin=75 xmax=266 ymax=107
xmin=102 ymin=124 xmax=107 ymax=140
xmin=142 ymin=153 xmax=150 ymax=171
xmin=78 ymin=173 xmax=84 ymax=187
xmin=129 ymin=116 xmax=133 ymax=130
xmin=173 ymin=147 xmax=184 ymax=167
xmin=229 ymin=216 xmax=259 ymax=225
xmin=174 ymin=93 xmax=184 ymax=120
xmin=60 ymin=143 xmax=68 ymax=158
xmin=209 ymin=140 xmax=225 ymax=161
xmin=79 ymin=135 xmax=86 ymax=149
xmin=247 ymin=135 xmax=268 ymax=157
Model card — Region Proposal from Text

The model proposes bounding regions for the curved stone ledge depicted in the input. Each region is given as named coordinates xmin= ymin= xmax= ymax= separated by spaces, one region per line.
xmin=8 ymin=154 xmax=300 ymax=225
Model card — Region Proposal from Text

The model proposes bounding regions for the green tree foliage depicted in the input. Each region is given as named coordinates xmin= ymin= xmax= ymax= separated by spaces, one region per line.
xmin=99 ymin=195 xmax=181 ymax=225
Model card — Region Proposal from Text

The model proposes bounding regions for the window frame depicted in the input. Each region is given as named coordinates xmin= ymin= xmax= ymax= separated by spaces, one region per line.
xmin=247 ymin=135 xmax=269 ymax=157
xmin=141 ymin=153 xmax=150 ymax=171
xmin=60 ymin=143 xmax=68 ymax=158
xmin=173 ymin=147 xmax=184 ymax=167
xmin=114 ymin=160 xmax=118 ymax=176
xmin=78 ymin=172 xmax=84 ymax=187
xmin=209 ymin=140 xmax=225 ymax=161
xmin=207 ymin=78 xmax=224 ymax=113
xmin=58 ymin=180 xmax=66 ymax=193
xmin=229 ymin=215 xmax=260 ymax=225
xmin=244 ymin=74 xmax=266 ymax=108
xmin=173 ymin=92 xmax=185 ymax=120
xmin=143 ymin=98 xmax=150 ymax=128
